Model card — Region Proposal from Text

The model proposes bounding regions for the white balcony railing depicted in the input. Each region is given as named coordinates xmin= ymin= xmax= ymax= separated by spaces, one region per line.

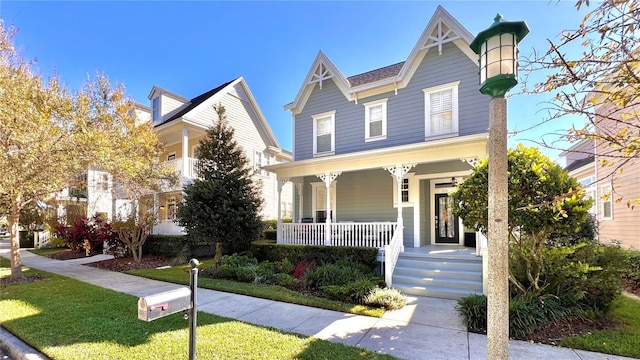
xmin=166 ymin=157 xmax=200 ymax=181
xmin=384 ymin=225 xmax=404 ymax=286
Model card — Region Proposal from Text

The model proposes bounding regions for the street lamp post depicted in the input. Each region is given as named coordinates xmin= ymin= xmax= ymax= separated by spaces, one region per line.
xmin=470 ymin=14 xmax=529 ymax=360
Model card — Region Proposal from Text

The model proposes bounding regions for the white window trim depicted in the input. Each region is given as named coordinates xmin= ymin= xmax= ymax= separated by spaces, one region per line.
xmin=392 ymin=173 xmax=415 ymax=207
xmin=423 ymin=81 xmax=460 ymax=139
xmin=312 ymin=110 xmax=336 ymax=156
xmin=601 ymin=183 xmax=613 ymax=220
xmin=364 ymin=98 xmax=387 ymax=142
xmin=311 ymin=181 xmax=336 ymax=222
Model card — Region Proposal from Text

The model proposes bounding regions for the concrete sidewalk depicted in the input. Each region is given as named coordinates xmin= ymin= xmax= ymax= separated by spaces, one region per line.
xmin=0 ymin=245 xmax=635 ymax=360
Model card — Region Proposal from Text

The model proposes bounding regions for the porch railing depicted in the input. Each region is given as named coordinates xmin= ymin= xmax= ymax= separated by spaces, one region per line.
xmin=166 ymin=157 xmax=201 ymax=180
xmin=280 ymin=222 xmax=398 ymax=248
xmin=384 ymin=225 xmax=403 ymax=286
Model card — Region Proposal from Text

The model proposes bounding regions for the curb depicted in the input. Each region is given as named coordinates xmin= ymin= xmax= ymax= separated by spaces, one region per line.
xmin=0 ymin=327 xmax=50 ymax=360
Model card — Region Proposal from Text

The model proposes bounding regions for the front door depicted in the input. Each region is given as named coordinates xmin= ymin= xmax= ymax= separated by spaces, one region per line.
xmin=434 ymin=193 xmax=458 ymax=243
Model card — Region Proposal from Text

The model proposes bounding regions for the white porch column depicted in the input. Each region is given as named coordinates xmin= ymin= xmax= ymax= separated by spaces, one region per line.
xmin=295 ymin=183 xmax=303 ymax=223
xmin=384 ymin=164 xmax=415 ymax=251
xmin=276 ymin=178 xmax=289 ymax=244
xmin=182 ymin=127 xmax=189 ymax=178
xmin=317 ymin=172 xmax=341 ymax=246
xmin=153 ymin=192 xmax=160 ymax=235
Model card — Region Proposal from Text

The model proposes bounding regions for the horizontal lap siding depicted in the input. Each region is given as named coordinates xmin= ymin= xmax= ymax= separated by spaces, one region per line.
xmin=293 ymin=42 xmax=489 ymax=160
xmin=335 ymin=169 xmax=396 ymax=221
xmin=598 ymin=161 xmax=640 ymax=249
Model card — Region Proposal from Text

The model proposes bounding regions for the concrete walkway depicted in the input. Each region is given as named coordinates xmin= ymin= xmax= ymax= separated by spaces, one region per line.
xmin=0 ymin=244 xmax=635 ymax=360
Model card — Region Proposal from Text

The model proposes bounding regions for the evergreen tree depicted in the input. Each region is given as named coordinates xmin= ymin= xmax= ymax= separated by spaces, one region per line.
xmin=177 ymin=104 xmax=263 ymax=255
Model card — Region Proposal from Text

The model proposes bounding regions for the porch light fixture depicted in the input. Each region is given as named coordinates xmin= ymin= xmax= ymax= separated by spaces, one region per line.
xmin=469 ymin=14 xmax=529 ymax=98
xmin=470 ymin=14 xmax=529 ymax=360
xmin=159 ymin=205 xmax=165 ymax=210
xmin=451 ymin=177 xmax=458 ymax=187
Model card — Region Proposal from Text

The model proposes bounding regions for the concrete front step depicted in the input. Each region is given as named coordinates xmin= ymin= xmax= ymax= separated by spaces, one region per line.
xmin=392 ymin=250 xmax=483 ymax=300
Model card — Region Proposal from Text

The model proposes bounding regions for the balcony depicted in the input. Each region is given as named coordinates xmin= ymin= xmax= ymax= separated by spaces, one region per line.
xmin=166 ymin=157 xmax=200 ymax=181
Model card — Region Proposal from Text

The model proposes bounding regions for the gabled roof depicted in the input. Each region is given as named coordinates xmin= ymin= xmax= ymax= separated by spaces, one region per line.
xmin=161 ymin=80 xmax=235 ymax=124
xmin=153 ymin=77 xmax=283 ymax=149
xmin=565 ymin=155 xmax=595 ymax=172
xmin=147 ymin=86 xmax=189 ymax=103
xmin=285 ymin=5 xmax=477 ymax=114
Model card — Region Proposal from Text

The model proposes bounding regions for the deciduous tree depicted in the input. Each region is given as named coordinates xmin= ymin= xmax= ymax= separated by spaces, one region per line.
xmin=0 ymin=22 xmax=171 ymax=278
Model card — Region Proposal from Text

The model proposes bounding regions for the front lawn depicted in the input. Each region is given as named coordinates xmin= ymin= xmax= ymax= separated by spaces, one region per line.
xmin=0 ymin=257 xmax=396 ymax=360
xmin=127 ymin=259 xmax=385 ymax=317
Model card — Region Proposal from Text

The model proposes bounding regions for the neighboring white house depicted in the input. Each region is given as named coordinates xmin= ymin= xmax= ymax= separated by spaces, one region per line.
xmin=141 ymin=77 xmax=293 ymax=235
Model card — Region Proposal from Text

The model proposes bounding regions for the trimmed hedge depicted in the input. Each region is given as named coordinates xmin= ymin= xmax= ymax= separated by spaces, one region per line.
xmin=144 ymin=235 xmax=189 ymax=258
xmin=250 ymin=243 xmax=379 ymax=270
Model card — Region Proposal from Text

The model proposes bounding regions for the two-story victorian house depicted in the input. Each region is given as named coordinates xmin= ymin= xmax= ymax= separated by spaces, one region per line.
xmin=265 ymin=6 xmax=489 ymax=298
xmin=143 ymin=77 xmax=293 ymax=235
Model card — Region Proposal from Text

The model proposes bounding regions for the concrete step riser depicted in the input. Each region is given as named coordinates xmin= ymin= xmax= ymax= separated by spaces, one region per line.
xmin=395 ymin=259 xmax=482 ymax=272
xmin=393 ymin=253 xmax=483 ymax=300
xmin=392 ymin=276 xmax=483 ymax=291
xmin=393 ymin=267 xmax=482 ymax=281
xmin=394 ymin=285 xmax=480 ymax=300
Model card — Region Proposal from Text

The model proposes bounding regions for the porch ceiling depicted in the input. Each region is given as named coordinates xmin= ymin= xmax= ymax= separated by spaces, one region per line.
xmin=155 ymin=120 xmax=208 ymax=147
xmin=265 ymin=133 xmax=488 ymax=179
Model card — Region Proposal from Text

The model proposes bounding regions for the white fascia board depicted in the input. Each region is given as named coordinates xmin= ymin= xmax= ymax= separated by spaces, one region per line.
xmin=264 ymin=133 xmax=488 ymax=178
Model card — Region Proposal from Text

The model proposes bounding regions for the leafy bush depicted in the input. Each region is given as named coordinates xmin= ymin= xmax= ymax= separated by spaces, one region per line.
xmin=621 ymin=249 xmax=640 ymax=283
xmin=47 ymin=235 xmax=67 ymax=249
xmin=263 ymin=229 xmax=277 ymax=241
xmin=53 ymin=215 xmax=116 ymax=254
xmin=320 ymin=279 xmax=381 ymax=303
xmin=455 ymin=294 xmax=487 ymax=334
xmin=274 ymin=273 xmax=300 ymax=289
xmin=294 ymin=260 xmax=315 ymax=280
xmin=250 ymin=244 xmax=379 ymax=272
xmin=275 ymin=258 xmax=294 ymax=275
xmin=302 ymin=262 xmax=371 ymax=288
xmin=363 ymin=287 xmax=408 ymax=310
xmin=144 ymin=235 xmax=189 ymax=258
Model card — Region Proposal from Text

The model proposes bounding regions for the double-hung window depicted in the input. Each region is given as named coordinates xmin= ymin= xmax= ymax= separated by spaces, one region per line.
xmin=601 ymin=183 xmax=613 ymax=220
xmin=254 ymin=150 xmax=271 ymax=176
xmin=312 ymin=111 xmax=335 ymax=156
xmin=364 ymin=99 xmax=387 ymax=141
xmin=424 ymin=81 xmax=459 ymax=138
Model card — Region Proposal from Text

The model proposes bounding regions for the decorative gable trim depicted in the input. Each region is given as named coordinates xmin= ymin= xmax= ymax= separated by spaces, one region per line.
xmin=285 ymin=51 xmax=352 ymax=114
xmin=285 ymin=6 xmax=477 ymax=114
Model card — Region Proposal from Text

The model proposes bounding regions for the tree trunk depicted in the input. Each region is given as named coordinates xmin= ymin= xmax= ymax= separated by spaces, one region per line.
xmin=9 ymin=196 xmax=24 ymax=280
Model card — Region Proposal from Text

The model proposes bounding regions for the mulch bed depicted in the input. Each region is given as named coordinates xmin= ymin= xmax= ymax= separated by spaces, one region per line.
xmin=525 ymin=317 xmax=620 ymax=346
xmin=84 ymin=256 xmax=174 ymax=272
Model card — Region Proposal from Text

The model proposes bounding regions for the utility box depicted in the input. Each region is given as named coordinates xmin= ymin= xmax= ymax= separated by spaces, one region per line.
xmin=138 ymin=287 xmax=191 ymax=322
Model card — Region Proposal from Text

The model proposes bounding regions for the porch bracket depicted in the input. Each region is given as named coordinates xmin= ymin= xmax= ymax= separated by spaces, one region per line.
xmin=383 ymin=164 xmax=415 ymax=253
xmin=316 ymin=172 xmax=341 ymax=246
xmin=461 ymin=157 xmax=479 ymax=168
xmin=276 ymin=178 xmax=290 ymax=244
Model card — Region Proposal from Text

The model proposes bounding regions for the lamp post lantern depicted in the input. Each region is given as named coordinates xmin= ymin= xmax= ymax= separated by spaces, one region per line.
xmin=470 ymin=14 xmax=529 ymax=360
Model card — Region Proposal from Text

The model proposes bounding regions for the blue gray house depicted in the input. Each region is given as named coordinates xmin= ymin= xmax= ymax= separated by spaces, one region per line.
xmin=265 ymin=6 xmax=488 ymax=299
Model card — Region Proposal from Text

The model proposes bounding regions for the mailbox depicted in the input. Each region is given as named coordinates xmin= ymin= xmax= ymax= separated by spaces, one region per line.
xmin=138 ymin=287 xmax=191 ymax=322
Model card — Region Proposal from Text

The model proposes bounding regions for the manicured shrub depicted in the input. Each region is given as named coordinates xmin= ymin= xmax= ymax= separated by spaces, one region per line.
xmin=250 ymin=243 xmax=379 ymax=272
xmin=622 ymin=249 xmax=640 ymax=283
xmin=321 ymin=279 xmax=385 ymax=304
xmin=275 ymin=273 xmax=300 ymax=289
xmin=302 ymin=263 xmax=369 ymax=288
xmin=144 ymin=235 xmax=189 ymax=258
xmin=275 ymin=258 xmax=294 ymax=275
xmin=263 ymin=229 xmax=277 ymax=240
xmin=363 ymin=287 xmax=408 ymax=310
xmin=455 ymin=294 xmax=487 ymax=334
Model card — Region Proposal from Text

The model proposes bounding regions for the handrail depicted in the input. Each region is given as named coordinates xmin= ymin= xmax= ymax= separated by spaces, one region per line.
xmin=384 ymin=225 xmax=403 ymax=286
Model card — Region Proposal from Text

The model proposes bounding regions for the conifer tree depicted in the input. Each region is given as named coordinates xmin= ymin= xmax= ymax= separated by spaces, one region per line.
xmin=178 ymin=104 xmax=263 ymax=255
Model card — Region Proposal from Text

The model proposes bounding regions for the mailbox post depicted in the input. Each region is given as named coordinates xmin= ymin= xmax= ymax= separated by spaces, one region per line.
xmin=189 ymin=258 xmax=199 ymax=360
xmin=138 ymin=258 xmax=199 ymax=360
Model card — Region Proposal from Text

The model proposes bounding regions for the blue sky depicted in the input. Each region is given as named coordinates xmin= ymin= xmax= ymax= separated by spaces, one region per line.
xmin=1 ymin=1 xmax=588 ymax=161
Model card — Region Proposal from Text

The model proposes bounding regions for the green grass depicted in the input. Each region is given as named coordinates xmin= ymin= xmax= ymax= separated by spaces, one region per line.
xmin=560 ymin=295 xmax=640 ymax=358
xmin=127 ymin=259 xmax=385 ymax=318
xmin=0 ymin=257 xmax=396 ymax=360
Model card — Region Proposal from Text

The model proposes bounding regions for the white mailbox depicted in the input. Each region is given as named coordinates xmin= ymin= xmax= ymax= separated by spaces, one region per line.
xmin=138 ymin=287 xmax=191 ymax=322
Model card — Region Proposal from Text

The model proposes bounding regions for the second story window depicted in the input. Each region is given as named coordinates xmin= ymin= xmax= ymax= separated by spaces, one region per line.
xmin=254 ymin=151 xmax=270 ymax=176
xmin=424 ymin=81 xmax=459 ymax=138
xmin=364 ymin=99 xmax=387 ymax=141
xmin=312 ymin=111 xmax=335 ymax=156
xmin=152 ymin=97 xmax=161 ymax=123
xmin=96 ymin=173 xmax=109 ymax=192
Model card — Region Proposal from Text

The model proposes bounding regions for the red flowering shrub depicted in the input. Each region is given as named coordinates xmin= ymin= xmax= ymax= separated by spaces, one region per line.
xmin=53 ymin=215 xmax=119 ymax=255
xmin=293 ymin=259 xmax=315 ymax=279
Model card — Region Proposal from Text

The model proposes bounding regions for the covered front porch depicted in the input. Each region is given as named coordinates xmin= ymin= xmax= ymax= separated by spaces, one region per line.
xmin=264 ymin=134 xmax=489 ymax=291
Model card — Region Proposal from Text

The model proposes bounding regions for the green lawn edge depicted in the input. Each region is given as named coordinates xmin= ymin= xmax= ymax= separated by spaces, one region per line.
xmin=0 ymin=257 xmax=396 ymax=360
xmin=126 ymin=259 xmax=385 ymax=318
